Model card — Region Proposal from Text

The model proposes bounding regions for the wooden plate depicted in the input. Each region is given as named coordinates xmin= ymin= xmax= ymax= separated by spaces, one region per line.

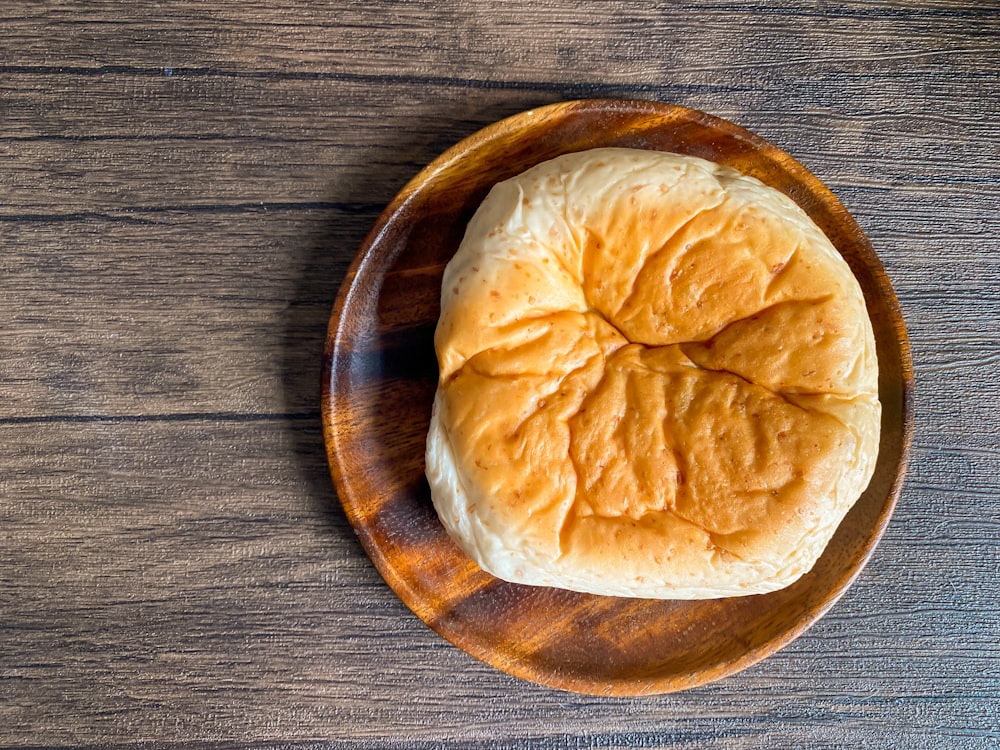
xmin=321 ymin=99 xmax=914 ymax=695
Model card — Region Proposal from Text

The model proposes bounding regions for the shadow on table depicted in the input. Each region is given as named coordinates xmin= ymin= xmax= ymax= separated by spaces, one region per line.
xmin=280 ymin=90 xmax=569 ymax=552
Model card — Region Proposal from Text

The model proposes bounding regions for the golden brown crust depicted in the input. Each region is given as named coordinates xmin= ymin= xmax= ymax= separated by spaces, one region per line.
xmin=425 ymin=148 xmax=880 ymax=598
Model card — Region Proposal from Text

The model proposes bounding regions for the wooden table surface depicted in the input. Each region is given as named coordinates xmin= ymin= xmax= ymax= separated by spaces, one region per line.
xmin=2 ymin=1 xmax=998 ymax=747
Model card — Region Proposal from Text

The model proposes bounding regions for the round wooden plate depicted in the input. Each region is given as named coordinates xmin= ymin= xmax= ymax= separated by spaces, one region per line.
xmin=321 ymin=99 xmax=914 ymax=695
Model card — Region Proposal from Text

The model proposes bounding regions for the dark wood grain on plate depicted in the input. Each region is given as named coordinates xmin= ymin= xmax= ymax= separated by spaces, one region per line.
xmin=322 ymin=99 xmax=914 ymax=695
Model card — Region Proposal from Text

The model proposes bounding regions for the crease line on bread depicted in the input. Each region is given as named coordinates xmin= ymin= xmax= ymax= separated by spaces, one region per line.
xmin=608 ymin=196 xmax=725 ymax=326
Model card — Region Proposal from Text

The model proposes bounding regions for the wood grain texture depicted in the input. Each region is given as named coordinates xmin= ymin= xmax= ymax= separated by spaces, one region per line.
xmin=1 ymin=0 xmax=998 ymax=746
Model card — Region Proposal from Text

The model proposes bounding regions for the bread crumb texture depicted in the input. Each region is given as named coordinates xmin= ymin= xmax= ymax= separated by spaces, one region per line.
xmin=426 ymin=148 xmax=881 ymax=599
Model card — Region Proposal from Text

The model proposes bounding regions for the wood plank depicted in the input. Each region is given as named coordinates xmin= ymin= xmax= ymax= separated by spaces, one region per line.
xmin=0 ymin=210 xmax=361 ymax=417
xmin=2 ymin=0 xmax=995 ymax=79
xmin=1 ymin=204 xmax=996 ymax=427
xmin=2 ymin=98 xmax=998 ymax=215
xmin=3 ymin=77 xmax=992 ymax=164
xmin=0 ymin=418 xmax=996 ymax=745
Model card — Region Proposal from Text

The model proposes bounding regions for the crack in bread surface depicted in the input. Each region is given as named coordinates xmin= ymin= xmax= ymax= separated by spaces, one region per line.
xmin=428 ymin=148 xmax=881 ymax=598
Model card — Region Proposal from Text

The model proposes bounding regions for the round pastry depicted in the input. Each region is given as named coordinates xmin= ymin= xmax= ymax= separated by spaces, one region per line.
xmin=425 ymin=147 xmax=881 ymax=599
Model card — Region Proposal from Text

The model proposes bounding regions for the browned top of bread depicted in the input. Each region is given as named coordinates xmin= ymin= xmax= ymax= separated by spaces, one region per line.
xmin=426 ymin=148 xmax=880 ymax=599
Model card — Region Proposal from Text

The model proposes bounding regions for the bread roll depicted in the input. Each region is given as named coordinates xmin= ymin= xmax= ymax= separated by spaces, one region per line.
xmin=425 ymin=148 xmax=880 ymax=599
